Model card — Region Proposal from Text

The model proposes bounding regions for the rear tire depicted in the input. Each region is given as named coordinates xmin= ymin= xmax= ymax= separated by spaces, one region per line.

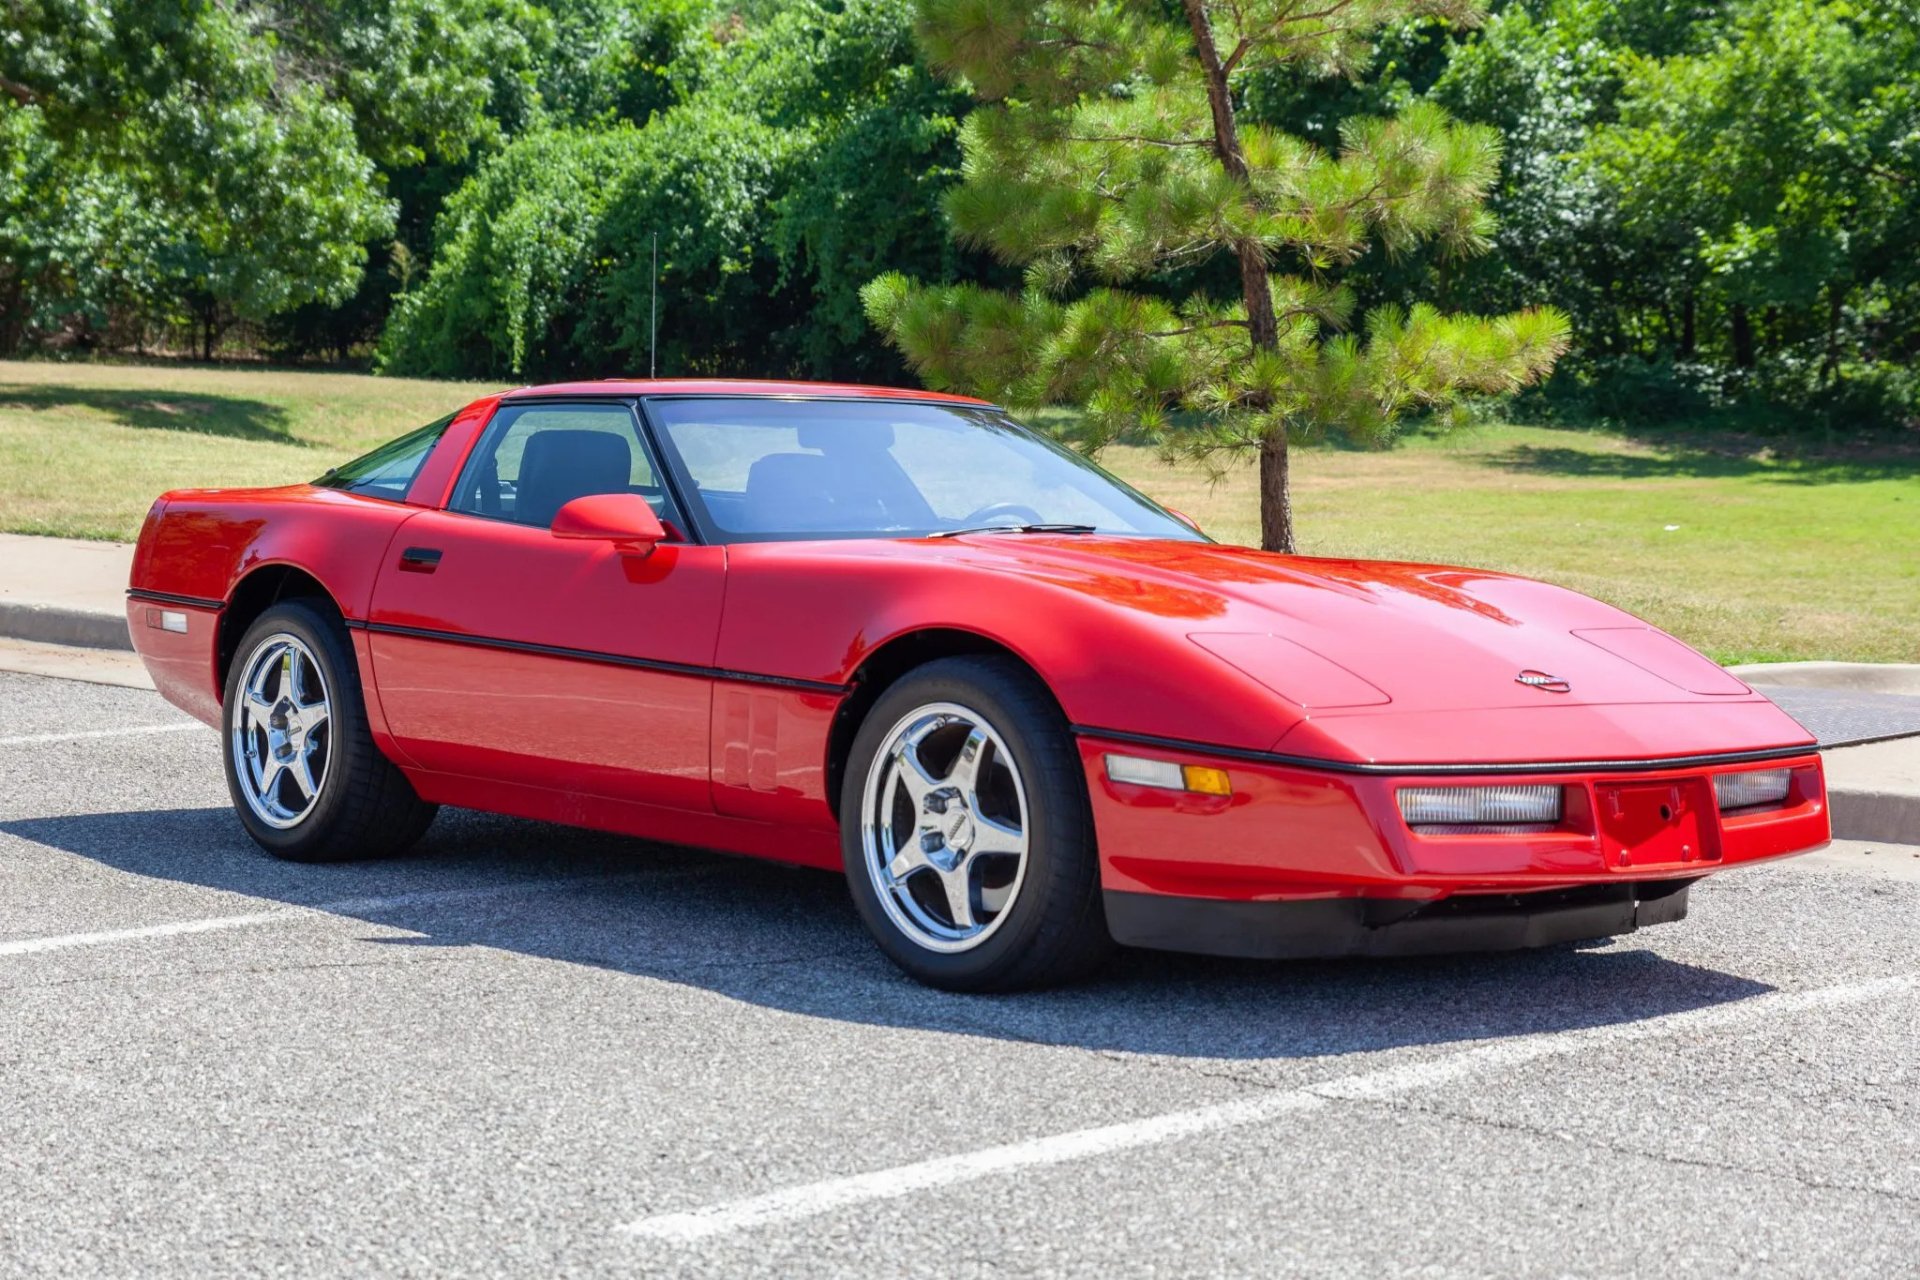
xmin=222 ymin=599 xmax=437 ymax=863
xmin=840 ymin=655 xmax=1110 ymax=991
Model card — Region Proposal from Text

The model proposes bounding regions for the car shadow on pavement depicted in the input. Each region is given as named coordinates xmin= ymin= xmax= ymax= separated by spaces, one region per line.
xmin=4 ymin=805 xmax=1775 ymax=1063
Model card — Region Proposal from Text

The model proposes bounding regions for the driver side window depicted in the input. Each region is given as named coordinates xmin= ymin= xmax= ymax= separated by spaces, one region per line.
xmin=450 ymin=402 xmax=680 ymax=531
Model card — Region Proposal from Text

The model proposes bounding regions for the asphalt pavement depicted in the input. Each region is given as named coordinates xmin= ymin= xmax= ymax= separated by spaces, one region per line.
xmin=2 ymin=669 xmax=1917 ymax=1278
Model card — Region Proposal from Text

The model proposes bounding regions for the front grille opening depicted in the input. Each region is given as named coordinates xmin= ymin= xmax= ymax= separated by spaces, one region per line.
xmin=1399 ymin=878 xmax=1695 ymax=923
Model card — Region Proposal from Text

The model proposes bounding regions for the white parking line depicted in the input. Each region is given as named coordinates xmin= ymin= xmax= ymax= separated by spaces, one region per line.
xmin=0 ymin=723 xmax=205 ymax=747
xmin=0 ymin=876 xmax=655 ymax=958
xmin=0 ymin=907 xmax=302 ymax=956
xmin=618 ymin=969 xmax=1920 ymax=1244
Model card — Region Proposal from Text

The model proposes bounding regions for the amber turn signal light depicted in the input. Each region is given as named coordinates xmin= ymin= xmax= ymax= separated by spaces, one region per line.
xmin=1104 ymin=754 xmax=1232 ymax=796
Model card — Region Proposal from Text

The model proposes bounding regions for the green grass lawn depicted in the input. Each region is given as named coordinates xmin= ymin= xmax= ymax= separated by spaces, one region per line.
xmin=2 ymin=359 xmax=1915 ymax=663
xmin=0 ymin=361 xmax=498 ymax=540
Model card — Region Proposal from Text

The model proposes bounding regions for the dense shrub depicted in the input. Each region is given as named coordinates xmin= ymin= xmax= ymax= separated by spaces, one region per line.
xmin=379 ymin=0 xmax=967 ymax=381
xmin=582 ymin=107 xmax=798 ymax=376
xmin=378 ymin=128 xmax=644 ymax=378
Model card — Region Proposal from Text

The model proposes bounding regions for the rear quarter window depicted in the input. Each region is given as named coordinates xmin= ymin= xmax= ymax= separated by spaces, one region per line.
xmin=315 ymin=416 xmax=453 ymax=502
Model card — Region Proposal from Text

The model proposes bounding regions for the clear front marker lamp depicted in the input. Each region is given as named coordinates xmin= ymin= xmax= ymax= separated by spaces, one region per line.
xmin=1713 ymin=768 xmax=1793 ymax=812
xmin=1104 ymin=754 xmax=1233 ymax=797
xmin=1397 ymin=784 xmax=1563 ymax=834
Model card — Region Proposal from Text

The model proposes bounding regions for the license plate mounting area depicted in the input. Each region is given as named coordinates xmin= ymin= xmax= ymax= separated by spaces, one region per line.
xmin=1595 ymin=780 xmax=1717 ymax=870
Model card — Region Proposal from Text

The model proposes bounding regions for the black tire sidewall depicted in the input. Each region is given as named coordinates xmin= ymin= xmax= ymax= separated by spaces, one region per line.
xmin=839 ymin=657 xmax=1100 ymax=990
xmin=221 ymin=600 xmax=368 ymax=860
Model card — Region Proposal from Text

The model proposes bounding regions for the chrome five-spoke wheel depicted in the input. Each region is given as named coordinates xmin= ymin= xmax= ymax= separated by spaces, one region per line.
xmin=229 ymin=633 xmax=333 ymax=829
xmin=860 ymin=701 xmax=1030 ymax=954
xmin=841 ymin=655 xmax=1109 ymax=990
xmin=221 ymin=599 xmax=435 ymax=862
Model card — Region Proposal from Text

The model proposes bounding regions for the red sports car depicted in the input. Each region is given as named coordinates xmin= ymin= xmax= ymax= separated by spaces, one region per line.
xmin=126 ymin=380 xmax=1830 ymax=989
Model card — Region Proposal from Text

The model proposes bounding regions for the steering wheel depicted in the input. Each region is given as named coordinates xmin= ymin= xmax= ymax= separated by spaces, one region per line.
xmin=955 ymin=501 xmax=1046 ymax=528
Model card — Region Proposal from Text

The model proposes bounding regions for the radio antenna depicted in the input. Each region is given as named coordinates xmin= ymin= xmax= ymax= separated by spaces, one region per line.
xmin=649 ymin=231 xmax=658 ymax=379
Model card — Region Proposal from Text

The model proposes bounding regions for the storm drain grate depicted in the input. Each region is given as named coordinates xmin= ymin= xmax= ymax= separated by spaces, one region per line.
xmin=1760 ymin=686 xmax=1920 ymax=749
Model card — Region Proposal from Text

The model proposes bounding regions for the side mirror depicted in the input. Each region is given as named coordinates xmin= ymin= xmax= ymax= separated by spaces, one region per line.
xmin=550 ymin=493 xmax=667 ymax=552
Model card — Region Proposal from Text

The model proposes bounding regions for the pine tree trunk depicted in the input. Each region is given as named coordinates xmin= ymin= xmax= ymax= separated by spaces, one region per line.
xmin=1181 ymin=0 xmax=1294 ymax=553
xmin=1260 ymin=425 xmax=1295 ymax=555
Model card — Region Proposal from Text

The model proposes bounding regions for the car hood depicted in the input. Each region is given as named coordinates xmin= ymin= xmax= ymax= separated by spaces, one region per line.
xmin=930 ymin=534 xmax=1813 ymax=761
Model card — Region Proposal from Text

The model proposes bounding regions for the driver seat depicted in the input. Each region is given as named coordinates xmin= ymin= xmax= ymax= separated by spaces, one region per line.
xmin=516 ymin=429 xmax=633 ymax=527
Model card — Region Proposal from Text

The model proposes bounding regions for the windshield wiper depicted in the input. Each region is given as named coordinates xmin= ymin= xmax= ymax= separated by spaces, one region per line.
xmin=928 ymin=523 xmax=1100 ymax=539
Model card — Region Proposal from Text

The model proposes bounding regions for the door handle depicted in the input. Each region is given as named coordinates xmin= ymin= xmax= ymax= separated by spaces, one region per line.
xmin=398 ymin=547 xmax=443 ymax=574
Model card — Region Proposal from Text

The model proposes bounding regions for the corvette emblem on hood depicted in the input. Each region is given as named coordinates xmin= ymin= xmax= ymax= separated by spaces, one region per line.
xmin=1516 ymin=670 xmax=1573 ymax=694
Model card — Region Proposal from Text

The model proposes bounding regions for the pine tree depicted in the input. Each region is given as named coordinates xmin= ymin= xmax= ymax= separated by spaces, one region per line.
xmin=862 ymin=0 xmax=1572 ymax=553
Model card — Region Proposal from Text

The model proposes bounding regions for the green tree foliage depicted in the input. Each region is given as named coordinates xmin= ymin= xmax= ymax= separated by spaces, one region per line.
xmin=1585 ymin=0 xmax=1920 ymax=398
xmin=272 ymin=0 xmax=549 ymax=166
xmin=585 ymin=109 xmax=798 ymax=375
xmin=7 ymin=0 xmax=1915 ymax=442
xmin=0 ymin=101 xmax=140 ymax=352
xmin=1412 ymin=2 xmax=1691 ymax=362
xmin=533 ymin=0 xmax=714 ymax=128
xmin=0 ymin=0 xmax=539 ymax=354
xmin=1412 ymin=0 xmax=1920 ymax=424
xmin=772 ymin=73 xmax=967 ymax=380
xmin=376 ymin=127 xmax=645 ymax=377
xmin=378 ymin=107 xmax=797 ymax=379
xmin=862 ymin=0 xmax=1570 ymax=552
xmin=746 ymin=0 xmax=972 ymax=380
xmin=379 ymin=0 xmax=970 ymax=382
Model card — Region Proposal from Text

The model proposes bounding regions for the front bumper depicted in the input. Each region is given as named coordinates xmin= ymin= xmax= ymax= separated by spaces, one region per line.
xmin=1105 ymin=879 xmax=1694 ymax=959
xmin=1077 ymin=732 xmax=1829 ymax=940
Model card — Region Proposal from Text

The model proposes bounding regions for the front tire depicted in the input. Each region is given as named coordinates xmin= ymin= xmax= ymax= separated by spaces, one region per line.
xmin=840 ymin=656 xmax=1110 ymax=991
xmin=222 ymin=599 xmax=437 ymax=862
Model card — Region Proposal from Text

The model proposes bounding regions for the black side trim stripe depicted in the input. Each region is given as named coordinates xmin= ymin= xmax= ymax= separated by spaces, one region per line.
xmin=1072 ymin=724 xmax=1819 ymax=777
xmin=347 ymin=619 xmax=846 ymax=695
xmin=127 ymin=588 xmax=225 ymax=611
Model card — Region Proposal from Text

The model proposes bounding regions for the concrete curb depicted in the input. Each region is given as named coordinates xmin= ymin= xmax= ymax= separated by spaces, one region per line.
xmin=1827 ymin=788 xmax=1919 ymax=844
xmin=0 ymin=601 xmax=132 ymax=652
xmin=1821 ymin=738 xmax=1919 ymax=843
xmin=1733 ymin=661 xmax=1920 ymax=696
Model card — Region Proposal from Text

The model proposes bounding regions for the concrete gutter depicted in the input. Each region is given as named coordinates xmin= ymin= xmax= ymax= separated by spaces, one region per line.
xmin=0 ymin=636 xmax=152 ymax=688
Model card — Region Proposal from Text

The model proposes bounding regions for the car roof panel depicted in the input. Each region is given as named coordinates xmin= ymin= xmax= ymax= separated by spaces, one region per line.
xmin=501 ymin=378 xmax=994 ymax=406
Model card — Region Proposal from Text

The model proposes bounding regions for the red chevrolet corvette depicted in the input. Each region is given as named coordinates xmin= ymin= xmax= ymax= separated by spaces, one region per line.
xmin=126 ymin=380 xmax=1830 ymax=989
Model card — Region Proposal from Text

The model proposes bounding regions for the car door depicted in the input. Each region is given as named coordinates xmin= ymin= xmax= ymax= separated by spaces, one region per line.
xmin=366 ymin=399 xmax=724 ymax=813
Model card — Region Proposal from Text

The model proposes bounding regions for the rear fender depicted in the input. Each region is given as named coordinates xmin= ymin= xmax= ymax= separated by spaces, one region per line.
xmin=130 ymin=489 xmax=424 ymax=723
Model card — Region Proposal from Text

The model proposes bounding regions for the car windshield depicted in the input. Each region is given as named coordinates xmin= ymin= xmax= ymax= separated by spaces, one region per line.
xmin=647 ymin=398 xmax=1201 ymax=543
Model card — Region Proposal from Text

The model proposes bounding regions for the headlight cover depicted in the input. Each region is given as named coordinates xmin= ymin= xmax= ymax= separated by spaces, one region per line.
xmin=1398 ymin=784 xmax=1564 ymax=833
xmin=1713 ymin=768 xmax=1793 ymax=812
